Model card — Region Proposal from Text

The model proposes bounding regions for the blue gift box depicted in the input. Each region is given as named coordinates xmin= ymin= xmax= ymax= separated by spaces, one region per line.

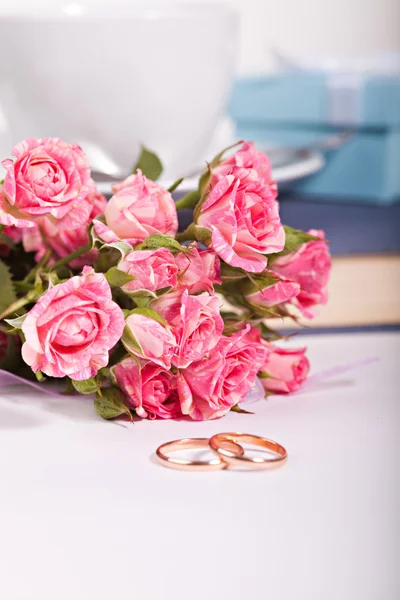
xmin=229 ymin=73 xmax=400 ymax=203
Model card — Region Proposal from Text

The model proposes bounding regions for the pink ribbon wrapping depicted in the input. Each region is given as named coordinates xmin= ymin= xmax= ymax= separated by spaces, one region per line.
xmin=0 ymin=370 xmax=66 ymax=397
xmin=299 ymin=356 xmax=379 ymax=391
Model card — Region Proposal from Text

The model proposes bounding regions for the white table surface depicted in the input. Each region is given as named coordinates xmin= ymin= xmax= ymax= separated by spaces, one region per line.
xmin=1 ymin=331 xmax=399 ymax=600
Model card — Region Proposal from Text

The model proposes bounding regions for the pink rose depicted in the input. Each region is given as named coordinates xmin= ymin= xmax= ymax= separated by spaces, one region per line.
xmin=175 ymin=244 xmax=221 ymax=293
xmin=259 ymin=343 xmax=310 ymax=394
xmin=152 ymin=289 xmax=224 ymax=368
xmin=22 ymin=189 xmax=106 ymax=269
xmin=177 ymin=325 xmax=266 ymax=420
xmin=244 ymin=271 xmax=300 ymax=308
xmin=21 ymin=266 xmax=125 ymax=380
xmin=117 ymin=248 xmax=178 ymax=296
xmin=272 ymin=230 xmax=331 ymax=318
xmin=123 ymin=312 xmax=176 ymax=369
xmin=93 ymin=170 xmax=178 ymax=246
xmin=0 ymin=138 xmax=93 ymax=229
xmin=213 ymin=141 xmax=277 ymax=197
xmin=111 ymin=357 xmax=181 ymax=420
xmin=196 ymin=168 xmax=285 ymax=273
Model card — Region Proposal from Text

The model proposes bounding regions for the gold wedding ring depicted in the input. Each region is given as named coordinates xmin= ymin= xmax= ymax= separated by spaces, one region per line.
xmin=156 ymin=433 xmax=287 ymax=471
xmin=209 ymin=432 xmax=287 ymax=469
xmin=156 ymin=437 xmax=244 ymax=471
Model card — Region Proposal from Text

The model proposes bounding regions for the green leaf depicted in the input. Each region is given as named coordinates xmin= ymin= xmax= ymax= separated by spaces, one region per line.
xmin=121 ymin=325 xmax=143 ymax=356
xmin=240 ymin=271 xmax=280 ymax=296
xmin=269 ymin=226 xmax=322 ymax=261
xmin=4 ymin=313 xmax=27 ymax=329
xmin=94 ymin=386 xmax=132 ymax=421
xmin=132 ymin=146 xmax=163 ymax=181
xmin=105 ymin=266 xmax=136 ymax=288
xmin=0 ymin=258 xmax=17 ymax=315
xmin=127 ymin=307 xmax=168 ymax=327
xmin=103 ymin=241 xmax=133 ymax=259
xmin=121 ymin=289 xmax=153 ymax=300
xmin=91 ymin=222 xmax=133 ymax=259
xmin=167 ymin=177 xmax=184 ymax=193
xmin=136 ymin=234 xmax=184 ymax=253
xmin=155 ymin=285 xmax=172 ymax=297
xmin=220 ymin=264 xmax=248 ymax=281
xmin=133 ymin=296 xmax=151 ymax=307
xmin=71 ymin=377 xmax=99 ymax=395
xmin=94 ymin=248 xmax=121 ymax=273
xmin=230 ymin=404 xmax=254 ymax=415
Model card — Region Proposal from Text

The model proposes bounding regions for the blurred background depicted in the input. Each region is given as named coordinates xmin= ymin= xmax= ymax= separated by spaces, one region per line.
xmin=0 ymin=0 xmax=399 ymax=330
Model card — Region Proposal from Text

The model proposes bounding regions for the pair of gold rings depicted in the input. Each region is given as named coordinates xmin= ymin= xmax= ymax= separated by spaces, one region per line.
xmin=156 ymin=432 xmax=287 ymax=471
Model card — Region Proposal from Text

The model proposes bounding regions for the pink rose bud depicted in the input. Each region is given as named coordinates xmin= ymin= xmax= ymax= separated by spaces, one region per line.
xmin=196 ymin=167 xmax=285 ymax=273
xmin=273 ymin=230 xmax=331 ymax=318
xmin=152 ymin=289 xmax=224 ymax=369
xmin=175 ymin=244 xmax=221 ymax=294
xmin=22 ymin=189 xmax=106 ymax=269
xmin=123 ymin=312 xmax=177 ymax=369
xmin=260 ymin=343 xmax=310 ymax=394
xmin=93 ymin=170 xmax=178 ymax=246
xmin=0 ymin=138 xmax=94 ymax=230
xmin=111 ymin=357 xmax=181 ymax=420
xmin=21 ymin=267 xmax=125 ymax=380
xmin=212 ymin=141 xmax=277 ymax=197
xmin=118 ymin=248 xmax=178 ymax=296
xmin=244 ymin=271 xmax=300 ymax=308
xmin=177 ymin=325 xmax=267 ymax=420
xmin=0 ymin=225 xmax=22 ymax=257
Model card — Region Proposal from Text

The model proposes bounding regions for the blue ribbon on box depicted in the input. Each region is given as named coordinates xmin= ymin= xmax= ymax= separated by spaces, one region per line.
xmin=328 ymin=73 xmax=364 ymax=125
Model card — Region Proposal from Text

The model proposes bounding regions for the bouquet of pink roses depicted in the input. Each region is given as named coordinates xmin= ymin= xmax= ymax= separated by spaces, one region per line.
xmin=0 ymin=138 xmax=331 ymax=421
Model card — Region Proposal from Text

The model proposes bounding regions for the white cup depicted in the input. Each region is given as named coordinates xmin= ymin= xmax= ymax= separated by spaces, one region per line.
xmin=0 ymin=2 xmax=238 ymax=179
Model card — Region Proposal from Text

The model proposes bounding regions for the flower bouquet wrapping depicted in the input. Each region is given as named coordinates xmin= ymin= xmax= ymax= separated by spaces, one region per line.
xmin=0 ymin=138 xmax=331 ymax=421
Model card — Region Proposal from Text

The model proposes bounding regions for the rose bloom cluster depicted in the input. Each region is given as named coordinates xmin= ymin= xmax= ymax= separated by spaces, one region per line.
xmin=0 ymin=138 xmax=331 ymax=421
